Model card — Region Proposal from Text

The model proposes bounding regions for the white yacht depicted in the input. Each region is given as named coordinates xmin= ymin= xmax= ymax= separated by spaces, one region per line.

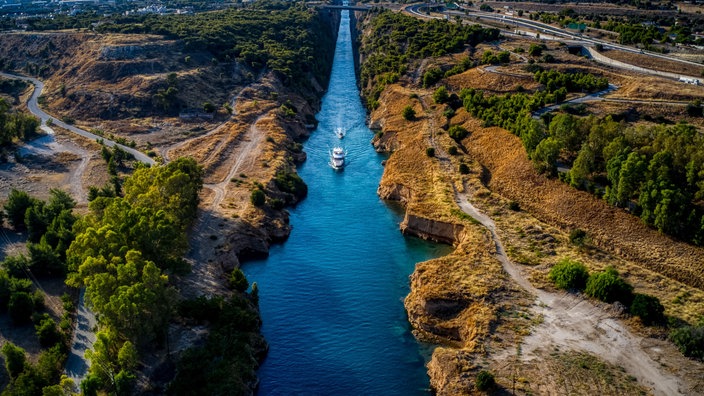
xmin=335 ymin=127 xmax=345 ymax=139
xmin=330 ymin=147 xmax=345 ymax=169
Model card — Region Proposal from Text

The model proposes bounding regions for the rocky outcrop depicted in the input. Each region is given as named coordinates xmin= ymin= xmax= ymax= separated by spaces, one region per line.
xmin=400 ymin=213 xmax=465 ymax=245
xmin=377 ymin=181 xmax=412 ymax=203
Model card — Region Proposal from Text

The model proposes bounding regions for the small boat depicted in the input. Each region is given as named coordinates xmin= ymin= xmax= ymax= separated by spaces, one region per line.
xmin=330 ymin=147 xmax=345 ymax=169
xmin=335 ymin=128 xmax=345 ymax=139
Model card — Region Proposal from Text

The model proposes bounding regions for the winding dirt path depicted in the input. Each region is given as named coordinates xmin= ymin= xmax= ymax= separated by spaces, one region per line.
xmin=180 ymin=115 xmax=266 ymax=298
xmin=454 ymin=190 xmax=684 ymax=396
xmin=419 ymin=93 xmax=685 ymax=395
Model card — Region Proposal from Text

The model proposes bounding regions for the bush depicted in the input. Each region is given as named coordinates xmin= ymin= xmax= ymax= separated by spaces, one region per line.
xmin=422 ymin=67 xmax=444 ymax=87
xmin=630 ymin=293 xmax=665 ymax=325
xmin=548 ymin=258 xmax=589 ymax=290
xmin=585 ymin=267 xmax=634 ymax=304
xmin=448 ymin=146 xmax=458 ymax=155
xmin=448 ymin=125 xmax=469 ymax=141
xmin=425 ymin=147 xmax=435 ymax=157
xmin=1 ymin=342 xmax=26 ymax=379
xmin=459 ymin=163 xmax=470 ymax=174
xmin=475 ymin=370 xmax=495 ymax=391
xmin=250 ymin=189 xmax=265 ymax=207
xmin=528 ymin=43 xmax=543 ymax=56
xmin=8 ymin=291 xmax=34 ymax=324
xmin=35 ymin=314 xmax=62 ymax=347
xmin=402 ymin=106 xmax=416 ymax=121
xmin=670 ymin=325 xmax=704 ymax=360
xmin=4 ymin=189 xmax=35 ymax=229
xmin=229 ymin=269 xmax=249 ymax=293
xmin=569 ymin=228 xmax=588 ymax=247
xmin=433 ymin=86 xmax=449 ymax=104
xmin=273 ymin=171 xmax=307 ymax=202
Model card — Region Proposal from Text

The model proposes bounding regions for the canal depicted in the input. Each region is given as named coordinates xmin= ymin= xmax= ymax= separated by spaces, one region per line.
xmin=243 ymin=8 xmax=448 ymax=395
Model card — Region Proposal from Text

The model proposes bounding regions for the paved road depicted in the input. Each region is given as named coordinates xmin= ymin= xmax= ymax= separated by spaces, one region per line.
xmin=405 ymin=3 xmax=703 ymax=80
xmin=0 ymin=72 xmax=155 ymax=166
xmin=1 ymin=71 xmax=155 ymax=387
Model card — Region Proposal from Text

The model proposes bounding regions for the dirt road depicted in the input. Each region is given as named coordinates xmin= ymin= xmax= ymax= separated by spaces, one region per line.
xmin=419 ymin=92 xmax=685 ymax=395
xmin=179 ymin=115 xmax=266 ymax=298
xmin=455 ymin=190 xmax=684 ymax=396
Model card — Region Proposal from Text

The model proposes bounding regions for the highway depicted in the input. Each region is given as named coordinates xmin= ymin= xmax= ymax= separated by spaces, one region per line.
xmin=404 ymin=3 xmax=704 ymax=79
xmin=0 ymin=72 xmax=155 ymax=166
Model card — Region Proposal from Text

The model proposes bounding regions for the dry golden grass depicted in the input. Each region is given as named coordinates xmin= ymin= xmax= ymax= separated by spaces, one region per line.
xmin=373 ymin=85 xmax=460 ymax=222
xmin=603 ymin=49 xmax=704 ymax=78
xmin=447 ymin=107 xmax=704 ymax=320
xmin=491 ymin=349 xmax=650 ymax=396
xmin=446 ymin=67 xmax=539 ymax=94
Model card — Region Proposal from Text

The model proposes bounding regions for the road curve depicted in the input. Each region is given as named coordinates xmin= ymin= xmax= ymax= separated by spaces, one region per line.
xmin=1 ymin=71 xmax=155 ymax=387
xmin=0 ymin=72 xmax=155 ymax=166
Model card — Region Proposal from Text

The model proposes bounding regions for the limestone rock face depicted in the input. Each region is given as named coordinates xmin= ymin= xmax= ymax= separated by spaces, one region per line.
xmin=400 ymin=213 xmax=465 ymax=245
xmin=377 ymin=182 xmax=412 ymax=204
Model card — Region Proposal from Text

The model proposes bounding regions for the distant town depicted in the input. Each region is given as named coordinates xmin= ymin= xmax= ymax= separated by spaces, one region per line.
xmin=0 ymin=0 xmax=242 ymax=20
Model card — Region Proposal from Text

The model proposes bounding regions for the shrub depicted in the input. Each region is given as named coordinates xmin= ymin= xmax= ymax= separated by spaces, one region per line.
xmin=250 ymin=189 xmax=265 ymax=207
xmin=433 ymin=86 xmax=449 ymax=104
xmin=1 ymin=342 xmax=26 ymax=379
xmin=8 ymin=291 xmax=34 ymax=324
xmin=4 ymin=189 xmax=35 ymax=229
xmin=569 ymin=228 xmax=588 ymax=247
xmin=35 ymin=314 xmax=62 ymax=347
xmin=426 ymin=147 xmax=435 ymax=157
xmin=475 ymin=370 xmax=495 ymax=391
xmin=448 ymin=146 xmax=458 ymax=155
xmin=459 ymin=163 xmax=470 ymax=174
xmin=229 ymin=269 xmax=249 ymax=293
xmin=670 ymin=325 xmax=704 ymax=360
xmin=630 ymin=293 xmax=665 ymax=325
xmin=422 ymin=67 xmax=444 ymax=87
xmin=448 ymin=125 xmax=469 ymax=141
xmin=402 ymin=106 xmax=416 ymax=121
xmin=585 ymin=267 xmax=634 ymax=304
xmin=274 ymin=171 xmax=307 ymax=201
xmin=549 ymin=258 xmax=589 ymax=290
xmin=528 ymin=43 xmax=543 ymax=56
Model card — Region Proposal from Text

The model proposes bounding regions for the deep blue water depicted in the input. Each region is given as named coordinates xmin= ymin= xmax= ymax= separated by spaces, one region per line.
xmin=243 ymin=10 xmax=448 ymax=395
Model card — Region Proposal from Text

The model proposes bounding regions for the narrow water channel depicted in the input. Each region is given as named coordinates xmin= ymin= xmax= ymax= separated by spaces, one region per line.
xmin=243 ymin=9 xmax=449 ymax=395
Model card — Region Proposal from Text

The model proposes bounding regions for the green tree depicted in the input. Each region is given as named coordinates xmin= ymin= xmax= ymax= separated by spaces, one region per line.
xmin=433 ymin=86 xmax=449 ymax=104
xmin=585 ymin=266 xmax=634 ymax=304
xmin=250 ymin=189 xmax=265 ymax=207
xmin=549 ymin=258 xmax=589 ymax=290
xmin=532 ymin=137 xmax=560 ymax=175
xmin=8 ymin=291 xmax=34 ymax=324
xmin=5 ymin=189 xmax=35 ymax=229
xmin=35 ymin=314 xmax=62 ymax=347
xmin=630 ymin=293 xmax=665 ymax=325
xmin=670 ymin=324 xmax=704 ymax=360
xmin=402 ymin=105 xmax=416 ymax=121
xmin=448 ymin=125 xmax=469 ymax=141
xmin=1 ymin=342 xmax=26 ymax=379
xmin=528 ymin=43 xmax=543 ymax=56
xmin=229 ymin=269 xmax=249 ymax=293
xmin=475 ymin=370 xmax=495 ymax=391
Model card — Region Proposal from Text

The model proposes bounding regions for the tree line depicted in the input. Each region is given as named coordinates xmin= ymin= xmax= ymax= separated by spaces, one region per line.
xmin=359 ymin=9 xmax=499 ymax=109
xmin=94 ymin=0 xmax=335 ymax=88
xmin=458 ymin=66 xmax=704 ymax=246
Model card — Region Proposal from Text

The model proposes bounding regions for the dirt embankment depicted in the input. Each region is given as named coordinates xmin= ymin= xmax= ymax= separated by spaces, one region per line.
xmin=370 ymin=73 xmax=704 ymax=393
xmin=456 ymin=111 xmax=704 ymax=290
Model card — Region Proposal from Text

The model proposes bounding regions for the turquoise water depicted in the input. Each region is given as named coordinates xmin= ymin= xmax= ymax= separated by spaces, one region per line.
xmin=243 ymin=10 xmax=448 ymax=395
